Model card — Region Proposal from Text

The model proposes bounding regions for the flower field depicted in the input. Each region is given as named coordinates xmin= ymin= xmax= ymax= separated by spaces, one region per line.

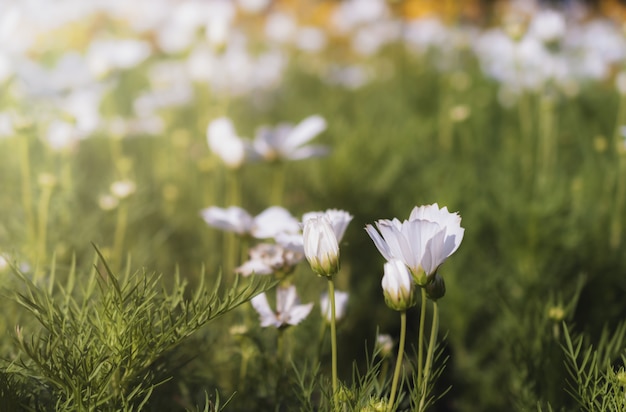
xmin=1 ymin=0 xmax=626 ymax=411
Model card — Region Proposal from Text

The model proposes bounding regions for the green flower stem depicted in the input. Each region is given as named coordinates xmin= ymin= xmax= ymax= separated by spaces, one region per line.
xmin=271 ymin=161 xmax=286 ymax=205
xmin=112 ymin=202 xmax=128 ymax=269
xmin=226 ymin=169 xmax=241 ymax=275
xmin=388 ymin=311 xmax=407 ymax=412
xmin=19 ymin=136 xmax=36 ymax=257
xmin=417 ymin=287 xmax=427 ymax=390
xmin=327 ymin=277 xmax=339 ymax=410
xmin=36 ymin=183 xmax=54 ymax=264
xmin=419 ymin=300 xmax=440 ymax=412
xmin=611 ymin=92 xmax=626 ymax=249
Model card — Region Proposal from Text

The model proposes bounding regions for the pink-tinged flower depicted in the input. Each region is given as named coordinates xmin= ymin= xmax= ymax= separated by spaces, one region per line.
xmin=200 ymin=206 xmax=253 ymax=235
xmin=207 ymin=117 xmax=246 ymax=169
xmin=365 ymin=203 xmax=464 ymax=286
xmin=320 ymin=290 xmax=349 ymax=322
xmin=303 ymin=216 xmax=340 ymax=277
xmin=235 ymin=243 xmax=303 ymax=277
xmin=251 ymin=285 xmax=313 ymax=328
xmin=382 ymin=259 xmax=417 ymax=311
xmin=249 ymin=115 xmax=329 ymax=162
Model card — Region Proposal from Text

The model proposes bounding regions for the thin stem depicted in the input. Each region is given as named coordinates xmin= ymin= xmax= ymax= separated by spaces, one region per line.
xmin=388 ymin=311 xmax=407 ymax=412
xmin=225 ymin=169 xmax=241 ymax=275
xmin=417 ymin=288 xmax=427 ymax=390
xmin=36 ymin=183 xmax=54 ymax=264
xmin=271 ymin=161 xmax=286 ymax=205
xmin=327 ymin=277 xmax=339 ymax=410
xmin=19 ymin=136 xmax=36 ymax=258
xmin=112 ymin=202 xmax=128 ymax=269
xmin=419 ymin=300 xmax=440 ymax=412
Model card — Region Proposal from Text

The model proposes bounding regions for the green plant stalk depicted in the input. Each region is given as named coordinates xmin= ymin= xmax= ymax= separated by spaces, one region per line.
xmin=418 ymin=300 xmax=439 ymax=412
xmin=271 ymin=161 xmax=286 ymax=205
xmin=417 ymin=288 xmax=427 ymax=391
xmin=112 ymin=202 xmax=128 ymax=268
xmin=36 ymin=184 xmax=54 ymax=265
xmin=610 ymin=92 xmax=626 ymax=249
xmin=226 ymin=169 xmax=241 ymax=275
xmin=327 ymin=277 xmax=339 ymax=410
xmin=388 ymin=311 xmax=407 ymax=412
xmin=19 ymin=136 xmax=36 ymax=258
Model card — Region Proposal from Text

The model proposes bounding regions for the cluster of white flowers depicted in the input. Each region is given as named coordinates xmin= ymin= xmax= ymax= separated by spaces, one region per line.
xmin=367 ymin=203 xmax=464 ymax=309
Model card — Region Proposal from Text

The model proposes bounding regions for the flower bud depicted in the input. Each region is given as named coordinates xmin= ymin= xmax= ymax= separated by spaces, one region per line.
xmin=303 ymin=216 xmax=340 ymax=277
xmin=425 ymin=272 xmax=446 ymax=301
xmin=382 ymin=260 xmax=417 ymax=311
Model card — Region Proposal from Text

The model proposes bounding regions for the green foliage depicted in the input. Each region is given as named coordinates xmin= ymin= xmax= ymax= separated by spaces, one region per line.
xmin=563 ymin=322 xmax=626 ymax=412
xmin=2 ymin=250 xmax=274 ymax=411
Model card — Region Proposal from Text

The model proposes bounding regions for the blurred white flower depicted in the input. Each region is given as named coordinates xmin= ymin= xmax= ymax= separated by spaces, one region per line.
xmin=87 ymin=39 xmax=152 ymax=77
xmin=207 ymin=117 xmax=247 ymax=169
xmin=528 ymin=9 xmax=566 ymax=44
xmin=235 ymin=243 xmax=303 ymax=276
xmin=250 ymin=115 xmax=328 ymax=162
xmin=0 ymin=254 xmax=8 ymax=272
xmin=236 ymin=0 xmax=270 ymax=13
xmin=251 ymin=285 xmax=313 ymax=328
xmin=376 ymin=333 xmax=394 ymax=357
xmin=320 ymin=290 xmax=349 ymax=322
xmin=382 ymin=259 xmax=417 ymax=311
xmin=200 ymin=206 xmax=253 ymax=235
xmin=0 ymin=112 xmax=14 ymax=138
xmin=110 ymin=179 xmax=137 ymax=199
xmin=296 ymin=27 xmax=327 ymax=53
xmin=205 ymin=0 xmax=236 ymax=50
xmin=251 ymin=206 xmax=301 ymax=239
xmin=365 ymin=203 xmax=464 ymax=286
xmin=303 ymin=215 xmax=340 ymax=277
xmin=98 ymin=194 xmax=120 ymax=211
xmin=45 ymin=120 xmax=79 ymax=151
xmin=201 ymin=205 xmax=300 ymax=239
xmin=265 ymin=12 xmax=297 ymax=45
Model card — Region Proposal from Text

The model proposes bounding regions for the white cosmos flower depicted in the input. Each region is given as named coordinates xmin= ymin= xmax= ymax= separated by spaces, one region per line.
xmin=207 ymin=117 xmax=247 ymax=169
xmin=382 ymin=259 xmax=417 ymax=311
xmin=250 ymin=115 xmax=329 ymax=162
xmin=320 ymin=290 xmax=349 ymax=323
xmin=200 ymin=206 xmax=254 ymax=235
xmin=365 ymin=203 xmax=464 ymax=286
xmin=303 ymin=216 xmax=340 ymax=277
xmin=251 ymin=285 xmax=313 ymax=328
xmin=110 ymin=180 xmax=136 ymax=199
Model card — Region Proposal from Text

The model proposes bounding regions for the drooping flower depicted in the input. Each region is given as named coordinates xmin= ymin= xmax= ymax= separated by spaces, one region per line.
xmin=251 ymin=285 xmax=313 ymax=328
xmin=303 ymin=215 xmax=340 ymax=277
xmin=249 ymin=115 xmax=329 ymax=162
xmin=382 ymin=259 xmax=417 ymax=311
xmin=235 ymin=243 xmax=303 ymax=277
xmin=320 ymin=290 xmax=349 ymax=322
xmin=365 ymin=203 xmax=464 ymax=286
